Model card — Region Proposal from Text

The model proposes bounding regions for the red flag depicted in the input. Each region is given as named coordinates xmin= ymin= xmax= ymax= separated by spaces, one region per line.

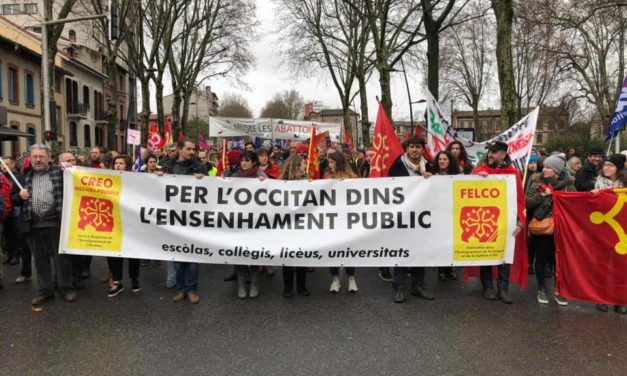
xmin=216 ymin=139 xmax=229 ymax=176
xmin=343 ymin=125 xmax=354 ymax=153
xmin=554 ymin=189 xmax=627 ymax=305
xmin=164 ymin=118 xmax=173 ymax=144
xmin=307 ymin=126 xmax=319 ymax=180
xmin=147 ymin=121 xmax=165 ymax=152
xmin=370 ymin=102 xmax=403 ymax=178
xmin=178 ymin=130 xmax=186 ymax=141
xmin=403 ymin=131 xmax=410 ymax=140
xmin=198 ymin=132 xmax=209 ymax=151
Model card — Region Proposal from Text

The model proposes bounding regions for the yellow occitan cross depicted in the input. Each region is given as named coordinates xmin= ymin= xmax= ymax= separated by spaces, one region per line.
xmin=589 ymin=188 xmax=627 ymax=255
xmin=371 ymin=133 xmax=390 ymax=173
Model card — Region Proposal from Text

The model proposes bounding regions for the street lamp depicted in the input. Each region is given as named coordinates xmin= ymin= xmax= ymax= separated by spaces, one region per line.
xmin=390 ymin=59 xmax=426 ymax=135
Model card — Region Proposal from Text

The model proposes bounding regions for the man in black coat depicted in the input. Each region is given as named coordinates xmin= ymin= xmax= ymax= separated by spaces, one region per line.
xmin=574 ymin=147 xmax=604 ymax=191
xmin=387 ymin=137 xmax=435 ymax=304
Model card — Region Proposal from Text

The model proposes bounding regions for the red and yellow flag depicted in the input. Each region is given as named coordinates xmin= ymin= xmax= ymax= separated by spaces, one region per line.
xmin=370 ymin=102 xmax=403 ymax=177
xmin=554 ymin=188 xmax=627 ymax=305
xmin=217 ymin=139 xmax=229 ymax=177
xmin=307 ymin=126 xmax=319 ymax=179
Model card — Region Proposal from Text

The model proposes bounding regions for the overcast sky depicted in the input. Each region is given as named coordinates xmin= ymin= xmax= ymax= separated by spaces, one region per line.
xmin=151 ymin=1 xmax=430 ymax=122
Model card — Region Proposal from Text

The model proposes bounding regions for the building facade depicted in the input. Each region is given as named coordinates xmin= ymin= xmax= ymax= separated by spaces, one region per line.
xmin=451 ymin=106 xmax=569 ymax=146
xmin=0 ymin=1 xmax=134 ymax=155
xmin=161 ymin=86 xmax=219 ymax=123
xmin=305 ymin=108 xmax=361 ymax=147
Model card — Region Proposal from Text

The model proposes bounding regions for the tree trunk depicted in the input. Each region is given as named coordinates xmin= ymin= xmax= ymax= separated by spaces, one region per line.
xmin=171 ymin=91 xmax=183 ymax=136
xmin=358 ymin=77 xmax=370 ymax=146
xmin=472 ymin=106 xmax=481 ymax=140
xmin=106 ymin=59 xmax=119 ymax=150
xmin=140 ymin=76 xmax=151 ymax=143
xmin=181 ymin=93 xmax=193 ymax=136
xmin=379 ymin=62 xmax=393 ymax=123
xmin=492 ymin=0 xmax=517 ymax=130
xmin=426 ymin=31 xmax=440 ymax=100
xmin=155 ymin=78 xmax=165 ymax=132
xmin=342 ymin=106 xmax=352 ymax=146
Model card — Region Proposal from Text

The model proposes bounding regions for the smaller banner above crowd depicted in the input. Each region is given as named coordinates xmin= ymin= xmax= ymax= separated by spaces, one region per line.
xmin=554 ymin=189 xmax=627 ymax=306
xmin=425 ymin=89 xmax=538 ymax=174
xmin=59 ymin=167 xmax=517 ymax=267
xmin=209 ymin=117 xmax=342 ymax=141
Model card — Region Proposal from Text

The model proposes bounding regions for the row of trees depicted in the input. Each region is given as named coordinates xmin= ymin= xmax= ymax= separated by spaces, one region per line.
xmin=275 ymin=0 xmax=626 ymax=146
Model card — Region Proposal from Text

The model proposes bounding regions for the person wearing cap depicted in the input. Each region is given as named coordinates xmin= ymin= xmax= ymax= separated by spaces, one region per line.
xmin=526 ymin=153 xmax=573 ymax=306
xmin=387 ymin=136 xmax=435 ymax=303
xmin=470 ymin=140 xmax=526 ymax=304
xmin=574 ymin=147 xmax=604 ymax=191
xmin=592 ymin=153 xmax=627 ymax=314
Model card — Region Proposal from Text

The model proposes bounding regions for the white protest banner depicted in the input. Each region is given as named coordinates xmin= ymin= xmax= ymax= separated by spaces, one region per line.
xmin=60 ymin=167 xmax=517 ymax=267
xmin=461 ymin=108 xmax=539 ymax=173
xmin=209 ymin=117 xmax=341 ymax=141
xmin=271 ymin=120 xmax=341 ymax=141
xmin=209 ymin=117 xmax=273 ymax=138
xmin=126 ymin=129 xmax=141 ymax=146
xmin=426 ymin=89 xmax=453 ymax=155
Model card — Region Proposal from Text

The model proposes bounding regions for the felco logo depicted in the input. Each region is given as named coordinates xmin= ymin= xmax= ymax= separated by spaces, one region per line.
xmin=590 ymin=189 xmax=627 ymax=255
xmin=460 ymin=206 xmax=500 ymax=243
xmin=78 ymin=196 xmax=115 ymax=232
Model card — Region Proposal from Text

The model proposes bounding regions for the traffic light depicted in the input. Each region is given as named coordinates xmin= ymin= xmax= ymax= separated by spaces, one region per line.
xmin=108 ymin=2 xmax=119 ymax=40
xmin=44 ymin=130 xmax=57 ymax=141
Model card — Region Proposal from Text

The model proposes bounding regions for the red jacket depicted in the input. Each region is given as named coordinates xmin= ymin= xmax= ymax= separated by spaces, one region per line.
xmin=1 ymin=174 xmax=14 ymax=222
xmin=464 ymin=160 xmax=529 ymax=290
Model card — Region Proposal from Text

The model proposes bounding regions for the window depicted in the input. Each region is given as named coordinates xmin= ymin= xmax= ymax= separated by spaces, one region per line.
xmin=24 ymin=3 xmax=38 ymax=14
xmin=83 ymin=85 xmax=90 ymax=109
xmin=536 ymin=133 xmax=543 ymax=144
xmin=84 ymin=124 xmax=91 ymax=147
xmin=69 ymin=121 xmax=78 ymax=147
xmin=2 ymin=4 xmax=20 ymax=15
xmin=10 ymin=122 xmax=19 ymax=157
xmin=25 ymin=72 xmax=35 ymax=107
xmin=8 ymin=67 xmax=18 ymax=103
xmin=26 ymin=125 xmax=36 ymax=149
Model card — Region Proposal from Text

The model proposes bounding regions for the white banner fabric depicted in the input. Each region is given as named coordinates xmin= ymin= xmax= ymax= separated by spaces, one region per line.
xmin=60 ymin=168 xmax=517 ymax=267
xmin=209 ymin=117 xmax=341 ymax=141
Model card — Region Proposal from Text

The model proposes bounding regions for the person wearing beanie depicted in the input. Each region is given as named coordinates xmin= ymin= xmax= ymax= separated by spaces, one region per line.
xmin=574 ymin=148 xmax=604 ymax=191
xmin=526 ymin=153 xmax=574 ymax=307
xmin=592 ymin=153 xmax=626 ymax=315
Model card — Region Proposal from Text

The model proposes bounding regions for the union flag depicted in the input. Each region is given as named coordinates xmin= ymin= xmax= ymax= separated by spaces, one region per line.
xmin=147 ymin=121 xmax=165 ymax=152
xmin=554 ymin=189 xmax=627 ymax=305
xmin=370 ymin=102 xmax=403 ymax=178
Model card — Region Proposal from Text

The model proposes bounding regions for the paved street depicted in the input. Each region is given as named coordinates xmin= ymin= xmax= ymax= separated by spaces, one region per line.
xmin=0 ymin=258 xmax=625 ymax=376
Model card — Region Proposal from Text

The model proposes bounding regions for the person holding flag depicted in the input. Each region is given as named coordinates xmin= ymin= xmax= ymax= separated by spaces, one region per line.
xmin=469 ymin=140 xmax=527 ymax=304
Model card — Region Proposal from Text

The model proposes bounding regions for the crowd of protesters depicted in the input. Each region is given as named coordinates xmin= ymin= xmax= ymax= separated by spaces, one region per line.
xmin=0 ymin=137 xmax=625 ymax=313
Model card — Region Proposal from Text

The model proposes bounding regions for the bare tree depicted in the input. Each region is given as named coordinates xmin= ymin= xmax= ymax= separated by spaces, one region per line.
xmin=42 ymin=0 xmax=78 ymax=134
xmin=168 ymin=0 xmax=256 ymax=134
xmin=260 ymin=90 xmax=305 ymax=119
xmin=421 ymin=0 xmax=476 ymax=100
xmin=344 ymin=0 xmax=426 ymax=122
xmin=548 ymin=0 xmax=626 ymax=124
xmin=277 ymin=0 xmax=373 ymax=144
xmin=82 ymin=0 xmax=139 ymax=148
xmin=218 ymin=93 xmax=253 ymax=118
xmin=440 ymin=6 xmax=494 ymax=139
xmin=511 ymin=0 xmax=563 ymax=118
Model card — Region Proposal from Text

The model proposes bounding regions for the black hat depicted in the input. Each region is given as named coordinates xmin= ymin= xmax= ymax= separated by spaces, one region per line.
xmin=605 ymin=154 xmax=626 ymax=170
xmin=486 ymin=140 xmax=508 ymax=153
xmin=587 ymin=147 xmax=604 ymax=156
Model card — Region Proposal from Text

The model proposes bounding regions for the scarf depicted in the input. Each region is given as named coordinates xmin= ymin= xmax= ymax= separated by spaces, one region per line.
xmin=403 ymin=155 xmax=427 ymax=175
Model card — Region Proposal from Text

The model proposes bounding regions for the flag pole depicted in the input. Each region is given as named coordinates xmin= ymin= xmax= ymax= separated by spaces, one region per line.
xmin=0 ymin=157 xmax=25 ymax=191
